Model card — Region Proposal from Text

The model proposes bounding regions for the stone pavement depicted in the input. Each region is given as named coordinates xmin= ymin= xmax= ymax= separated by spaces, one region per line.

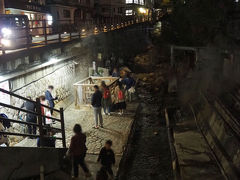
xmin=56 ymin=102 xmax=138 ymax=155
xmin=14 ymin=98 xmax=138 ymax=179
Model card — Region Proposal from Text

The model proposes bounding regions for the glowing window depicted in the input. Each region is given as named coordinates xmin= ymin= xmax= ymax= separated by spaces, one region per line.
xmin=126 ymin=10 xmax=133 ymax=16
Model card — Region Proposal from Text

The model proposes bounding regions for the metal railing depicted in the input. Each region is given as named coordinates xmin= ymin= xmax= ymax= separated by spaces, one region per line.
xmin=0 ymin=16 xmax=152 ymax=55
xmin=0 ymin=88 xmax=66 ymax=148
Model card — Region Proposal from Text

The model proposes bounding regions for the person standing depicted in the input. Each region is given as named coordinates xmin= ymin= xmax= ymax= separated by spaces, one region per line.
xmin=101 ymin=82 xmax=111 ymax=116
xmin=91 ymin=85 xmax=103 ymax=129
xmin=122 ymin=73 xmax=136 ymax=102
xmin=68 ymin=124 xmax=91 ymax=178
xmin=19 ymin=96 xmax=37 ymax=135
xmin=115 ymin=82 xmax=126 ymax=115
xmin=39 ymin=96 xmax=52 ymax=125
xmin=45 ymin=85 xmax=57 ymax=115
xmin=97 ymin=140 xmax=115 ymax=178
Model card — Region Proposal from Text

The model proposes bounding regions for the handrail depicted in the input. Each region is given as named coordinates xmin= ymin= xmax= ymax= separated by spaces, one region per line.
xmin=0 ymin=101 xmax=61 ymax=122
xmin=0 ymin=88 xmax=60 ymax=113
xmin=0 ymin=89 xmax=66 ymax=147
xmin=0 ymin=16 xmax=152 ymax=55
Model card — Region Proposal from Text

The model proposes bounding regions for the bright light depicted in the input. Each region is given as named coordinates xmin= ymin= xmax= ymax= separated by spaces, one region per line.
xmin=82 ymin=29 xmax=86 ymax=32
xmin=139 ymin=7 xmax=147 ymax=14
xmin=1 ymin=39 xmax=11 ymax=47
xmin=64 ymin=32 xmax=67 ymax=34
xmin=47 ymin=15 xmax=53 ymax=25
xmin=35 ymin=35 xmax=40 ymax=38
xmin=1 ymin=28 xmax=12 ymax=37
xmin=49 ymin=57 xmax=58 ymax=63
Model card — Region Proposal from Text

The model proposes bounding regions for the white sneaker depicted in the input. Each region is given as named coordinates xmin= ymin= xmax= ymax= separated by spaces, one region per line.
xmin=108 ymin=113 xmax=111 ymax=116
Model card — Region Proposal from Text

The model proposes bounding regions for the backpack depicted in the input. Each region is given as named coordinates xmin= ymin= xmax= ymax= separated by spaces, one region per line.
xmin=0 ymin=113 xmax=11 ymax=129
xmin=118 ymin=90 xmax=124 ymax=100
xmin=103 ymin=88 xmax=110 ymax=99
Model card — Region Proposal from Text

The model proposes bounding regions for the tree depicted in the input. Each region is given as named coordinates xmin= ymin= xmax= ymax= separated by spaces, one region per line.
xmin=162 ymin=0 xmax=234 ymax=46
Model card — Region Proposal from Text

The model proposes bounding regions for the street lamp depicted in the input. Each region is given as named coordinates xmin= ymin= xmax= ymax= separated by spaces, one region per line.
xmin=138 ymin=7 xmax=147 ymax=14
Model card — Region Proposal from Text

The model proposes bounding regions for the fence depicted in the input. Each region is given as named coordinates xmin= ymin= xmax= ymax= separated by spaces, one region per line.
xmin=0 ymin=88 xmax=66 ymax=147
xmin=74 ymin=76 xmax=119 ymax=108
xmin=0 ymin=16 xmax=152 ymax=55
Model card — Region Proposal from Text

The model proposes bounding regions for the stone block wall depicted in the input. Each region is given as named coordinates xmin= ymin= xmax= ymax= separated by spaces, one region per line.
xmin=0 ymin=55 xmax=93 ymax=144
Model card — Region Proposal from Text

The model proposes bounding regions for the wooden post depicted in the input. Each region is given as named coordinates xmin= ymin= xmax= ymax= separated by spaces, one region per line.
xmin=60 ymin=108 xmax=66 ymax=148
xmin=36 ymin=98 xmax=44 ymax=147
xmin=43 ymin=20 xmax=47 ymax=45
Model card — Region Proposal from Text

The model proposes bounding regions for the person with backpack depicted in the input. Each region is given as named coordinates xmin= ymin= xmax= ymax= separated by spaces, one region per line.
xmin=114 ymin=82 xmax=126 ymax=115
xmin=91 ymin=85 xmax=103 ymax=129
xmin=101 ymin=81 xmax=112 ymax=116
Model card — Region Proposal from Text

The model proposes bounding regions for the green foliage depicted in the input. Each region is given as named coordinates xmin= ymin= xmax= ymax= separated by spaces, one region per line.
xmin=163 ymin=0 xmax=234 ymax=46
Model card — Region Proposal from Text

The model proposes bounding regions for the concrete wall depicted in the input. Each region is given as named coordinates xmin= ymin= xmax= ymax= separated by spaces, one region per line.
xmin=192 ymin=93 xmax=240 ymax=180
xmin=0 ymin=147 xmax=70 ymax=180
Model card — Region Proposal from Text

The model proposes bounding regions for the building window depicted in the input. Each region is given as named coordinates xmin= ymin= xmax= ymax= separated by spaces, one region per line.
xmin=126 ymin=0 xmax=132 ymax=4
xmin=139 ymin=0 xmax=144 ymax=5
xmin=126 ymin=9 xmax=133 ymax=16
xmin=134 ymin=0 xmax=138 ymax=4
xmin=63 ymin=10 xmax=71 ymax=18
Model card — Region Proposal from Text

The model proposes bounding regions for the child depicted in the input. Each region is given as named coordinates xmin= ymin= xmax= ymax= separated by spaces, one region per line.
xmin=97 ymin=140 xmax=115 ymax=178
xmin=115 ymin=82 xmax=126 ymax=115
xmin=68 ymin=124 xmax=91 ymax=178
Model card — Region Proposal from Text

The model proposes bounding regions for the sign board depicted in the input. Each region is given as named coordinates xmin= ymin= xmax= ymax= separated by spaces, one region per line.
xmin=0 ymin=81 xmax=10 ymax=108
xmin=4 ymin=0 xmax=49 ymax=13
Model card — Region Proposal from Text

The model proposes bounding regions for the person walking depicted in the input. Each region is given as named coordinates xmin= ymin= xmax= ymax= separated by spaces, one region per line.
xmin=45 ymin=85 xmax=57 ymax=115
xmin=97 ymin=140 xmax=115 ymax=179
xmin=91 ymin=85 xmax=103 ymax=129
xmin=19 ymin=96 xmax=37 ymax=135
xmin=68 ymin=124 xmax=91 ymax=178
xmin=114 ymin=82 xmax=126 ymax=115
xmin=101 ymin=82 xmax=112 ymax=116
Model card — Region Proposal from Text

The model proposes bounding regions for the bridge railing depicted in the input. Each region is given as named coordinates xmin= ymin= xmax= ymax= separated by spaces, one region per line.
xmin=0 ymin=16 xmax=152 ymax=55
xmin=0 ymin=88 xmax=66 ymax=148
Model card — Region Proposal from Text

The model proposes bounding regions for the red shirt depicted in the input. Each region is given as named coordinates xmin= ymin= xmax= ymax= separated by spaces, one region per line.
xmin=69 ymin=133 xmax=87 ymax=156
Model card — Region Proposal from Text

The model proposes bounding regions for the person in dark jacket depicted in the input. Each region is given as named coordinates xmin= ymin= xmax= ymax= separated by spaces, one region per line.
xmin=97 ymin=140 xmax=115 ymax=177
xmin=45 ymin=85 xmax=57 ymax=114
xmin=122 ymin=74 xmax=136 ymax=102
xmin=91 ymin=85 xmax=103 ymax=129
xmin=19 ymin=96 xmax=37 ymax=135
xmin=69 ymin=124 xmax=91 ymax=178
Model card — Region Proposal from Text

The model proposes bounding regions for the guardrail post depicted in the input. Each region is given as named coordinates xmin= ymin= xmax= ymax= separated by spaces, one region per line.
xmin=36 ymin=98 xmax=44 ymax=147
xmin=60 ymin=107 xmax=66 ymax=148
xmin=43 ymin=20 xmax=47 ymax=45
